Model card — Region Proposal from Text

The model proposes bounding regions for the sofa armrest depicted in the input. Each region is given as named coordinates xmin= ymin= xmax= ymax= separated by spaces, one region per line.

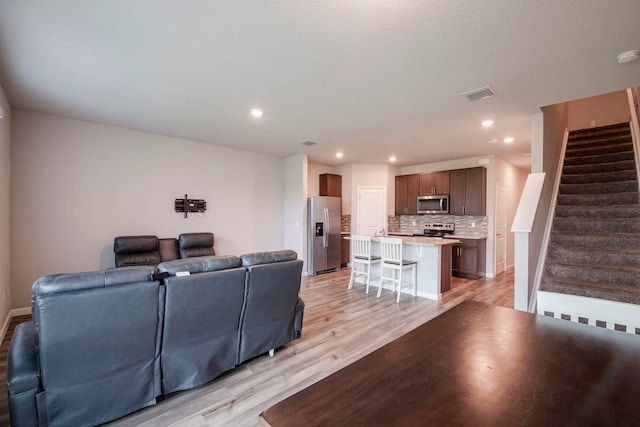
xmin=6 ymin=321 xmax=40 ymax=427
xmin=293 ymin=296 xmax=305 ymax=340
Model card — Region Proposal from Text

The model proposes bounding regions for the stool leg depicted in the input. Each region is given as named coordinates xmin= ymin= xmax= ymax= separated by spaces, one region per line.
xmin=365 ymin=264 xmax=371 ymax=294
xmin=348 ymin=264 xmax=356 ymax=290
xmin=396 ymin=268 xmax=403 ymax=303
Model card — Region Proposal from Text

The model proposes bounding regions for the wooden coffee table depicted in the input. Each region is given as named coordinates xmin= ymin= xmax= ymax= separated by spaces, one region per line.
xmin=259 ymin=300 xmax=640 ymax=426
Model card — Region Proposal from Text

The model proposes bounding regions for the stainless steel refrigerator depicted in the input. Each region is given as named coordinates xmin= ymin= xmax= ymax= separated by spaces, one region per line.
xmin=307 ymin=196 xmax=341 ymax=275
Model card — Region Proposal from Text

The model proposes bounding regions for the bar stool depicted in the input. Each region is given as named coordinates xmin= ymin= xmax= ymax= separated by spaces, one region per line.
xmin=378 ymin=237 xmax=417 ymax=303
xmin=348 ymin=235 xmax=381 ymax=294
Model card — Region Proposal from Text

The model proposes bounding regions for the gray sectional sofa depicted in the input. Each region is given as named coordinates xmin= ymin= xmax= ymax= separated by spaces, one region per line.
xmin=6 ymin=250 xmax=304 ymax=427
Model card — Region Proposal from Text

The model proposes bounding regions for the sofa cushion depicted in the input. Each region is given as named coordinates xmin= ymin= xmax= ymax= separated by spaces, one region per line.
xmin=31 ymin=268 xmax=163 ymax=427
xmin=237 ymin=258 xmax=304 ymax=364
xmin=114 ymin=235 xmax=161 ymax=267
xmin=6 ymin=321 xmax=39 ymax=427
xmin=240 ymin=250 xmax=297 ymax=266
xmin=177 ymin=232 xmax=215 ymax=258
xmin=159 ymin=238 xmax=179 ymax=262
xmin=33 ymin=266 xmax=156 ymax=297
xmin=160 ymin=266 xmax=246 ymax=393
xmin=157 ymin=255 xmax=241 ymax=276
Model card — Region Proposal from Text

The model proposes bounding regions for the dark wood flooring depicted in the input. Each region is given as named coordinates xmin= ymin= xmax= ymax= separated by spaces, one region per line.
xmin=0 ymin=268 xmax=514 ymax=426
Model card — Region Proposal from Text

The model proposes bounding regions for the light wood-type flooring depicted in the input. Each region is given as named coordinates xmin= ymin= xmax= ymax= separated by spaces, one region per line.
xmin=0 ymin=268 xmax=514 ymax=427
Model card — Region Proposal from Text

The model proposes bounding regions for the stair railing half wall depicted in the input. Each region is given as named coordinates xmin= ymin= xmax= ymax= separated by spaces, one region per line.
xmin=528 ymin=129 xmax=569 ymax=313
xmin=627 ymin=87 xmax=640 ymax=195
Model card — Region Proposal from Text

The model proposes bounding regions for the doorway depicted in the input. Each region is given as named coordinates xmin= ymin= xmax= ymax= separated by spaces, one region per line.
xmin=356 ymin=187 xmax=386 ymax=236
xmin=496 ymin=184 xmax=507 ymax=274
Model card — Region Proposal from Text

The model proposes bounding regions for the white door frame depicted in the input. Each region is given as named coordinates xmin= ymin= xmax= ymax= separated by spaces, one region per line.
xmin=495 ymin=183 xmax=507 ymax=274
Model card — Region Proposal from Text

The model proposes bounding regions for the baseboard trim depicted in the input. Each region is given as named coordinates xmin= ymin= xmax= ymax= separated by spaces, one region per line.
xmin=0 ymin=306 xmax=33 ymax=344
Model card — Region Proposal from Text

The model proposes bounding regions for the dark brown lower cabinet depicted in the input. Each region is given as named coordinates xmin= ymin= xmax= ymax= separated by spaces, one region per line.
xmin=341 ymin=236 xmax=350 ymax=267
xmin=451 ymin=238 xmax=486 ymax=279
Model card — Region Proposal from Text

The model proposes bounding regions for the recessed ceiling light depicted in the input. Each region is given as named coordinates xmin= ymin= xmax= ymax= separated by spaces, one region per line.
xmin=389 ymin=156 xmax=397 ymax=162
xmin=504 ymin=137 xmax=514 ymax=143
xmin=336 ymin=152 xmax=344 ymax=158
xmin=250 ymin=108 xmax=263 ymax=118
xmin=617 ymin=50 xmax=640 ymax=64
xmin=481 ymin=120 xmax=494 ymax=127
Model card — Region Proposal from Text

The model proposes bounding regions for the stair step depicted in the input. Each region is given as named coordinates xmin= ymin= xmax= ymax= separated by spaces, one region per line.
xmin=563 ymin=160 xmax=636 ymax=175
xmin=568 ymin=123 xmax=630 ymax=140
xmin=565 ymin=141 xmax=634 ymax=158
xmin=544 ymin=262 xmax=640 ymax=287
xmin=554 ymin=204 xmax=640 ymax=218
xmin=552 ymin=217 xmax=640 ymax=233
xmin=549 ymin=231 xmax=640 ymax=250
xmin=556 ymin=192 xmax=640 ymax=206
xmin=563 ymin=150 xmax=635 ymax=166
xmin=539 ymin=276 xmax=640 ymax=305
xmin=561 ymin=170 xmax=637 ymax=185
xmin=559 ymin=180 xmax=639 ymax=195
xmin=546 ymin=244 xmax=640 ymax=269
xmin=567 ymin=134 xmax=632 ymax=149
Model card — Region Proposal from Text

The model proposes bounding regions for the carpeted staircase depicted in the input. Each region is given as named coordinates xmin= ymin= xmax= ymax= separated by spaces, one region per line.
xmin=540 ymin=122 xmax=640 ymax=306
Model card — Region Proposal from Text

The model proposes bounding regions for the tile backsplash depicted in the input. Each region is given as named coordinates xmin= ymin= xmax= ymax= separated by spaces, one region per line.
xmin=388 ymin=215 xmax=488 ymax=237
xmin=341 ymin=215 xmax=351 ymax=232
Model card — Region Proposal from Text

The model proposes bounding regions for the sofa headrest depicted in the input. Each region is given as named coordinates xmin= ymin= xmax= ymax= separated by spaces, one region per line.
xmin=178 ymin=232 xmax=213 ymax=249
xmin=240 ymin=250 xmax=298 ymax=267
xmin=157 ymin=255 xmax=241 ymax=276
xmin=113 ymin=235 xmax=159 ymax=254
xmin=178 ymin=232 xmax=215 ymax=258
xmin=33 ymin=266 xmax=157 ymax=297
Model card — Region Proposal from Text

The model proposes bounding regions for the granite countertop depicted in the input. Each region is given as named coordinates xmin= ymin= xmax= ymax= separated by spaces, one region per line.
xmin=388 ymin=231 xmax=487 ymax=240
xmin=445 ymin=234 xmax=487 ymax=240
xmin=370 ymin=236 xmax=459 ymax=247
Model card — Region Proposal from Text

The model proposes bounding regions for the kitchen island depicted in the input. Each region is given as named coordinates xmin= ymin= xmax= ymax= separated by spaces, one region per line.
xmin=364 ymin=235 xmax=458 ymax=300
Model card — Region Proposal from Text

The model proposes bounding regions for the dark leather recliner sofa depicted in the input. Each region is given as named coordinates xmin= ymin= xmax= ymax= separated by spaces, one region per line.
xmin=6 ymin=250 xmax=304 ymax=427
xmin=113 ymin=232 xmax=215 ymax=267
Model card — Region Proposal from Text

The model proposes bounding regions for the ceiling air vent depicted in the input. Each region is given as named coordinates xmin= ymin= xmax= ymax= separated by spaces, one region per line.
xmin=461 ymin=86 xmax=495 ymax=101
xmin=301 ymin=140 xmax=317 ymax=146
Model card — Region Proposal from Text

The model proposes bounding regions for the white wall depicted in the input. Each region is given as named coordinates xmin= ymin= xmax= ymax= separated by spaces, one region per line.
xmin=284 ymin=154 xmax=307 ymax=271
xmin=0 ymin=83 xmax=11 ymax=325
xmin=334 ymin=164 xmax=353 ymax=214
xmin=567 ymin=90 xmax=630 ymax=131
xmin=10 ymin=111 xmax=285 ymax=308
xmin=307 ymin=162 xmax=334 ymax=198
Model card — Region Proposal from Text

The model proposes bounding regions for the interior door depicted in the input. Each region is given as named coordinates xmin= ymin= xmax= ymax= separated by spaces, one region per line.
xmin=357 ymin=187 xmax=386 ymax=236
xmin=496 ymin=184 xmax=507 ymax=274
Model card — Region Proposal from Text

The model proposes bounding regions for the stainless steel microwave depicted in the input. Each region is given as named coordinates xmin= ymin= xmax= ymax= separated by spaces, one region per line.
xmin=417 ymin=195 xmax=449 ymax=214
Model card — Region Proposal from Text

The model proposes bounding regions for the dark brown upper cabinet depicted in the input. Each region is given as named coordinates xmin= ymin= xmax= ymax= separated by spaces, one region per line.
xmin=449 ymin=167 xmax=486 ymax=216
xmin=419 ymin=171 xmax=450 ymax=196
xmin=319 ymin=173 xmax=342 ymax=198
xmin=395 ymin=174 xmax=420 ymax=215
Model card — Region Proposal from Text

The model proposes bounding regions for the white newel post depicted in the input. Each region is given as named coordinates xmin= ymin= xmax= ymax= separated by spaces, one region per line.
xmin=511 ymin=173 xmax=545 ymax=312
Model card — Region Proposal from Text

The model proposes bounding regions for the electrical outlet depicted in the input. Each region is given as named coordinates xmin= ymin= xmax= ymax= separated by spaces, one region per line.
xmin=590 ymin=120 xmax=596 ymax=127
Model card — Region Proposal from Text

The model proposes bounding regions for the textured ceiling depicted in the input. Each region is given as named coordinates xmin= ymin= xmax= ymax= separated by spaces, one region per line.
xmin=0 ymin=1 xmax=639 ymax=170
